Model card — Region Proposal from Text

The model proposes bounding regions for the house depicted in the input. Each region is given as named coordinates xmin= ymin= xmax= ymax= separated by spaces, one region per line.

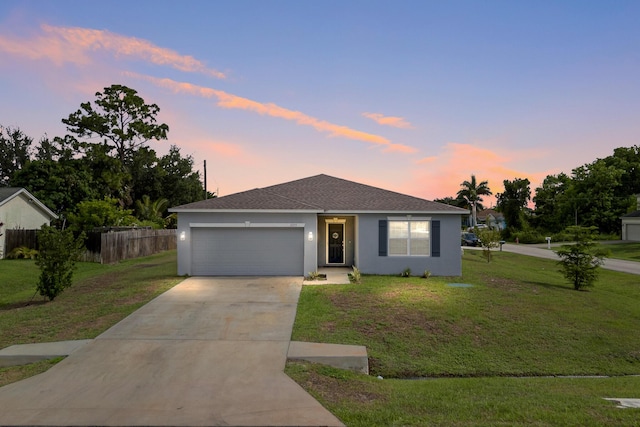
xmin=169 ymin=174 xmax=467 ymax=277
xmin=476 ymin=209 xmax=506 ymax=230
xmin=621 ymin=194 xmax=640 ymax=241
xmin=0 ymin=188 xmax=58 ymax=258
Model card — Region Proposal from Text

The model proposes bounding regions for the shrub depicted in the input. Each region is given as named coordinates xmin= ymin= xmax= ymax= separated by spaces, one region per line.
xmin=350 ymin=266 xmax=362 ymax=284
xmin=476 ymin=228 xmax=502 ymax=262
xmin=509 ymin=229 xmax=545 ymax=244
xmin=401 ymin=267 xmax=411 ymax=277
xmin=555 ymin=226 xmax=610 ymax=291
xmin=35 ymin=226 xmax=85 ymax=301
xmin=7 ymin=246 xmax=39 ymax=259
xmin=550 ymin=230 xmax=572 ymax=243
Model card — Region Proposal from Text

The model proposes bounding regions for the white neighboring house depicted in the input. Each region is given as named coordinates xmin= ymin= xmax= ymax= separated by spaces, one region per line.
xmin=0 ymin=188 xmax=58 ymax=258
xmin=621 ymin=194 xmax=640 ymax=241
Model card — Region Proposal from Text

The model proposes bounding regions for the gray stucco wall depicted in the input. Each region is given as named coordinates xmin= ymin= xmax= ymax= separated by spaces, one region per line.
xmin=176 ymin=211 xmax=318 ymax=276
xmin=355 ymin=213 xmax=462 ymax=276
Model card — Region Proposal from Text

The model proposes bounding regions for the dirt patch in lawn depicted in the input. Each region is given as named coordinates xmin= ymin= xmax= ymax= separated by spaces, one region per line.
xmin=326 ymin=288 xmax=447 ymax=341
xmin=293 ymin=363 xmax=386 ymax=406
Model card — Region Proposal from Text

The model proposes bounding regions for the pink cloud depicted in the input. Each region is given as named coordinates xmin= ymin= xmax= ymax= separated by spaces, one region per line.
xmin=0 ymin=24 xmax=226 ymax=78
xmin=207 ymin=141 xmax=245 ymax=158
xmin=407 ymin=142 xmax=552 ymax=203
xmin=362 ymin=112 xmax=414 ymax=129
xmin=132 ymin=74 xmax=418 ymax=153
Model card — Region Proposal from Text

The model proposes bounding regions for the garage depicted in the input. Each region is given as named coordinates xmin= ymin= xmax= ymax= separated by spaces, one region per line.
xmin=191 ymin=227 xmax=304 ymax=276
xmin=626 ymin=224 xmax=640 ymax=241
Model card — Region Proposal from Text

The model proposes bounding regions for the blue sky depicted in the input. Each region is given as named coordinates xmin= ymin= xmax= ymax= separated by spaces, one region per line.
xmin=1 ymin=0 xmax=639 ymax=203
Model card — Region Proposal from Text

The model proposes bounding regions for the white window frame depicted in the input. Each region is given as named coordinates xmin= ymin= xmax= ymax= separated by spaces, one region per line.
xmin=387 ymin=217 xmax=431 ymax=257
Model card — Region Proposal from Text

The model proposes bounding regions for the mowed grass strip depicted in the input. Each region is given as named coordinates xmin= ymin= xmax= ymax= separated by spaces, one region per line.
xmin=286 ymin=362 xmax=640 ymax=427
xmin=291 ymin=250 xmax=640 ymax=378
xmin=0 ymin=250 xmax=181 ymax=386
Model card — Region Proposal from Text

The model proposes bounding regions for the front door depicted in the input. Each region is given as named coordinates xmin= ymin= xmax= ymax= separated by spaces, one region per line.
xmin=328 ymin=223 xmax=344 ymax=264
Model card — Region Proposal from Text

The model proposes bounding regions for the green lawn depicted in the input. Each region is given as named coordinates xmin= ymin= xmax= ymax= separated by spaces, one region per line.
xmin=287 ymin=250 xmax=640 ymax=426
xmin=287 ymin=363 xmax=640 ymax=426
xmin=2 ymin=249 xmax=639 ymax=425
xmin=603 ymin=241 xmax=640 ymax=262
xmin=0 ymin=250 xmax=181 ymax=386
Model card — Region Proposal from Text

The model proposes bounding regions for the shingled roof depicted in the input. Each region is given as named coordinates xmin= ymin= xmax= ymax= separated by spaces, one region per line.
xmin=171 ymin=174 xmax=467 ymax=214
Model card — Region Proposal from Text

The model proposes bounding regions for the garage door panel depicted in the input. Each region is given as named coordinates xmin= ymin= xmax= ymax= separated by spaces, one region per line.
xmin=191 ymin=228 xmax=303 ymax=276
xmin=628 ymin=224 xmax=640 ymax=241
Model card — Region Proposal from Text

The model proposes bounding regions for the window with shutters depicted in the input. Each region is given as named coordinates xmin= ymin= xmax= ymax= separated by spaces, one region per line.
xmin=388 ymin=220 xmax=430 ymax=256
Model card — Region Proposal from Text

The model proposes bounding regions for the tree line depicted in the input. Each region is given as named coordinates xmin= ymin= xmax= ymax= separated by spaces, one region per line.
xmin=0 ymin=84 xmax=210 ymax=232
xmin=437 ymin=145 xmax=640 ymax=241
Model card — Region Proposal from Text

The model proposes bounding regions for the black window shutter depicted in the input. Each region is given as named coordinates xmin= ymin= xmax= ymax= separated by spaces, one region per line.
xmin=378 ymin=220 xmax=387 ymax=256
xmin=432 ymin=220 xmax=441 ymax=257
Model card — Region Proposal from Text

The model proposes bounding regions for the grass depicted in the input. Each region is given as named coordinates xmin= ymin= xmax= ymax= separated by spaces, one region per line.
xmin=2 ymin=248 xmax=639 ymax=424
xmin=287 ymin=250 xmax=640 ymax=425
xmin=287 ymin=363 xmax=640 ymax=426
xmin=603 ymin=241 xmax=640 ymax=262
xmin=0 ymin=250 xmax=181 ymax=386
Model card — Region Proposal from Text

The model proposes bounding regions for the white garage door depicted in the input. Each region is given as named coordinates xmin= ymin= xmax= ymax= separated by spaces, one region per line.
xmin=191 ymin=228 xmax=304 ymax=276
xmin=627 ymin=224 xmax=640 ymax=241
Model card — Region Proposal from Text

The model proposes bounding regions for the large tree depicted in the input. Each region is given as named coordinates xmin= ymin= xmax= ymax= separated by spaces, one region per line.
xmin=62 ymin=84 xmax=169 ymax=165
xmin=532 ymin=173 xmax=573 ymax=232
xmin=159 ymin=145 xmax=207 ymax=207
xmin=457 ymin=175 xmax=492 ymax=227
xmin=12 ymin=157 xmax=98 ymax=216
xmin=570 ymin=160 xmax=630 ymax=234
xmin=0 ymin=126 xmax=32 ymax=186
xmin=496 ymin=178 xmax=531 ymax=233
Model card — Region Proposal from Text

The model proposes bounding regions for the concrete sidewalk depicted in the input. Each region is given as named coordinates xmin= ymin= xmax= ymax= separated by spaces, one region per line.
xmin=0 ymin=277 xmax=344 ymax=426
xmin=0 ymin=340 xmax=92 ymax=368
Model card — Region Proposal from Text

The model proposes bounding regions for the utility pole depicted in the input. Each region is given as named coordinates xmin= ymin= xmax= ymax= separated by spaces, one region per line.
xmin=203 ymin=160 xmax=208 ymax=200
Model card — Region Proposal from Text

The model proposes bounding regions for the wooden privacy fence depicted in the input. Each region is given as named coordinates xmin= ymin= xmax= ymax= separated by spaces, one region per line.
xmin=94 ymin=229 xmax=176 ymax=264
xmin=4 ymin=228 xmax=176 ymax=264
xmin=4 ymin=229 xmax=38 ymax=257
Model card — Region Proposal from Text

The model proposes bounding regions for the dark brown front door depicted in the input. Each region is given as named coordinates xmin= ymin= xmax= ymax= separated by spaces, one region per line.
xmin=328 ymin=223 xmax=344 ymax=264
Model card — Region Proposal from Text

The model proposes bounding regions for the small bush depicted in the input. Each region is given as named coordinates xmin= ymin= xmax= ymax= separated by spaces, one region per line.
xmin=555 ymin=226 xmax=610 ymax=290
xmin=35 ymin=226 xmax=85 ymax=301
xmin=7 ymin=246 xmax=39 ymax=259
xmin=422 ymin=269 xmax=431 ymax=279
xmin=550 ymin=231 xmax=572 ymax=243
xmin=350 ymin=266 xmax=362 ymax=284
xmin=510 ymin=229 xmax=545 ymax=244
xmin=401 ymin=267 xmax=411 ymax=277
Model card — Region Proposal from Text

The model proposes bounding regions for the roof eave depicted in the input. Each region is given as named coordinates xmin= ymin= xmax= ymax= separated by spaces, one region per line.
xmin=0 ymin=188 xmax=58 ymax=220
xmin=323 ymin=210 xmax=467 ymax=215
xmin=168 ymin=208 xmax=324 ymax=214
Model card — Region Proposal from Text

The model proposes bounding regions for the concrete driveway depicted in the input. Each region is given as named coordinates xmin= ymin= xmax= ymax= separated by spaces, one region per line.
xmin=0 ymin=277 xmax=344 ymax=426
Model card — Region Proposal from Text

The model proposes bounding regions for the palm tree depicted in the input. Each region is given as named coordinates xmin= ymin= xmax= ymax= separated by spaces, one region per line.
xmin=135 ymin=195 xmax=169 ymax=226
xmin=457 ymin=175 xmax=492 ymax=227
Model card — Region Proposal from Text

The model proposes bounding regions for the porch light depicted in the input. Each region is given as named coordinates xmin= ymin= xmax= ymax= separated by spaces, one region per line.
xmin=308 ymin=231 xmax=314 ymax=241
xmin=180 ymin=231 xmax=186 ymax=241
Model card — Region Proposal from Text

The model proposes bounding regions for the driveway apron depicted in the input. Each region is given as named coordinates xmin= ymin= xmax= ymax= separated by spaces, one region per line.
xmin=0 ymin=277 xmax=344 ymax=426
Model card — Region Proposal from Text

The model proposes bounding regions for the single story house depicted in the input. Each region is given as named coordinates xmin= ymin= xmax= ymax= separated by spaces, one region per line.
xmin=0 ymin=187 xmax=58 ymax=258
xmin=476 ymin=209 xmax=506 ymax=230
xmin=170 ymin=174 xmax=467 ymax=277
xmin=621 ymin=194 xmax=640 ymax=241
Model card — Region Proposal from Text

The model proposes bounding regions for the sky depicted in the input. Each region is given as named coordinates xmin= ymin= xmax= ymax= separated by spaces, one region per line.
xmin=1 ymin=1 xmax=639 ymax=205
